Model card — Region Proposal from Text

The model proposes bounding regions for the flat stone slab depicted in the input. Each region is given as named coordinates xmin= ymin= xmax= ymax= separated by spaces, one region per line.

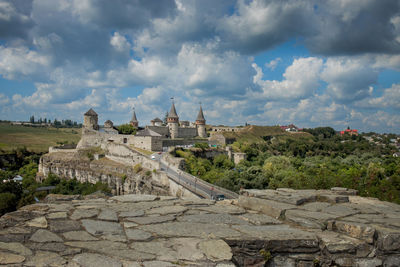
xmin=119 ymin=210 xmax=145 ymax=218
xmin=81 ymin=219 xmax=125 ymax=241
xmin=285 ymin=209 xmax=337 ymax=229
xmin=125 ymin=229 xmax=153 ymax=241
xmin=24 ymin=251 xmax=67 ymax=266
xmin=178 ymin=213 xmax=250 ymax=225
xmin=62 ymin=230 xmax=99 ymax=241
xmin=231 ymin=225 xmax=319 ymax=252
xmin=70 ymin=208 xmax=98 ymax=220
xmin=110 ymin=194 xmax=159 ymax=203
xmin=239 ymin=213 xmax=282 ymax=225
xmin=72 ymin=252 xmax=122 ymax=267
xmin=0 ymin=251 xmax=25 ymax=264
xmin=98 ymin=209 xmax=118 ymax=221
xmin=196 ymin=204 xmax=247 ymax=215
xmin=334 ymin=221 xmax=376 ymax=243
xmin=199 ymin=239 xmax=233 ymax=262
xmin=30 ymin=229 xmax=63 ymax=243
xmin=138 ymin=222 xmax=241 ymax=238
xmin=238 ymin=195 xmax=296 ymax=218
xmin=0 ymin=241 xmax=32 ymax=256
xmin=26 ymin=216 xmax=48 ymax=228
xmin=65 ymin=241 xmax=156 ymax=261
xmin=46 ymin=211 xmax=68 ymax=219
xmin=48 ymin=219 xmax=82 ymax=232
xmin=146 ymin=205 xmax=188 ymax=215
xmin=126 ymin=215 xmax=175 ymax=225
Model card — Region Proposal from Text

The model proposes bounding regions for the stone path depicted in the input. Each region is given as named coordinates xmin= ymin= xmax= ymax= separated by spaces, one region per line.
xmin=0 ymin=188 xmax=398 ymax=266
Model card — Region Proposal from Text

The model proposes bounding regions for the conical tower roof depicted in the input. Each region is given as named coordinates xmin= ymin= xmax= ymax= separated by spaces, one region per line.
xmin=168 ymin=102 xmax=179 ymax=119
xmin=84 ymin=108 xmax=97 ymax=116
xmin=130 ymin=109 xmax=138 ymax=122
xmin=196 ymin=105 xmax=205 ymax=122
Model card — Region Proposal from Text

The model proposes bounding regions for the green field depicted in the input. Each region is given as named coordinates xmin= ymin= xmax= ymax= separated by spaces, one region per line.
xmin=0 ymin=123 xmax=81 ymax=153
xmin=220 ymin=125 xmax=313 ymax=143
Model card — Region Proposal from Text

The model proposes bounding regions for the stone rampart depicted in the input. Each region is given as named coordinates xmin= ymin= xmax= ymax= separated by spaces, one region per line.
xmin=161 ymin=138 xmax=208 ymax=148
xmin=37 ymin=151 xmax=168 ymax=196
xmin=1 ymin=190 xmax=398 ymax=266
xmin=104 ymin=142 xmax=160 ymax=170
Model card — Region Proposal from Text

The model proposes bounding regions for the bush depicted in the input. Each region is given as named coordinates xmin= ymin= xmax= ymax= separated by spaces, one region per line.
xmin=133 ymin=164 xmax=142 ymax=173
xmin=117 ymin=124 xmax=137 ymax=135
xmin=194 ymin=142 xmax=209 ymax=150
xmin=0 ymin=192 xmax=17 ymax=216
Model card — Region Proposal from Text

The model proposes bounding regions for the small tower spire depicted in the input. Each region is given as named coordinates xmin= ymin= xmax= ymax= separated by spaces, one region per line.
xmin=130 ymin=107 xmax=138 ymax=128
xmin=196 ymin=102 xmax=205 ymax=123
xmin=195 ymin=102 xmax=207 ymax=138
xmin=167 ymin=98 xmax=179 ymax=120
xmin=167 ymin=98 xmax=179 ymax=139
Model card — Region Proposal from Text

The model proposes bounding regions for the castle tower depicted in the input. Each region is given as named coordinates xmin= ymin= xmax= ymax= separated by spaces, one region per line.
xmin=130 ymin=108 xmax=138 ymax=128
xmin=195 ymin=104 xmax=207 ymax=138
xmin=167 ymin=100 xmax=179 ymax=139
xmin=83 ymin=108 xmax=99 ymax=130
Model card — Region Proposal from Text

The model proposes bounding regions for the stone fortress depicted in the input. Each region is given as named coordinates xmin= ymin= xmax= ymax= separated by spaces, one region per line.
xmin=77 ymin=101 xmax=208 ymax=152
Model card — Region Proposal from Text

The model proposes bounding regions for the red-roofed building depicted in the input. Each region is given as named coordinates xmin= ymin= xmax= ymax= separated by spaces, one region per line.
xmin=340 ymin=128 xmax=358 ymax=136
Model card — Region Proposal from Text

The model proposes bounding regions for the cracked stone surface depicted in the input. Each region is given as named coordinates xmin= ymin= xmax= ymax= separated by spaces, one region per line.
xmin=0 ymin=190 xmax=399 ymax=266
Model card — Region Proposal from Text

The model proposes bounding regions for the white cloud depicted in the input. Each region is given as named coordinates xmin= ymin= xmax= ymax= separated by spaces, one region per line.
xmin=253 ymin=57 xmax=323 ymax=100
xmin=355 ymin=84 xmax=400 ymax=109
xmin=265 ymin=57 xmax=281 ymax=70
xmin=110 ymin=32 xmax=130 ymax=53
xmin=0 ymin=46 xmax=51 ymax=79
xmin=0 ymin=93 xmax=9 ymax=105
xmin=321 ymin=57 xmax=378 ymax=102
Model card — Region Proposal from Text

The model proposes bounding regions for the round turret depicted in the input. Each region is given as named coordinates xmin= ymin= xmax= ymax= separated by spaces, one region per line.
xmin=195 ymin=105 xmax=207 ymax=138
xmin=104 ymin=120 xmax=113 ymax=128
xmin=167 ymin=101 xmax=179 ymax=139
xmin=83 ymin=108 xmax=99 ymax=130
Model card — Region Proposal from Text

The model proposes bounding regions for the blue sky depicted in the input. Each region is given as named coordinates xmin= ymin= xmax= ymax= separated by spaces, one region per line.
xmin=0 ymin=0 xmax=399 ymax=133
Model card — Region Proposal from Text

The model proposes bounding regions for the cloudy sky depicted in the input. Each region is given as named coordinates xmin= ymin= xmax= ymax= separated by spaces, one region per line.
xmin=0 ymin=0 xmax=399 ymax=133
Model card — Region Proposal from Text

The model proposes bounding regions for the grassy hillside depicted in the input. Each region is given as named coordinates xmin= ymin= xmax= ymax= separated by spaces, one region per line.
xmin=220 ymin=125 xmax=313 ymax=143
xmin=0 ymin=123 xmax=81 ymax=153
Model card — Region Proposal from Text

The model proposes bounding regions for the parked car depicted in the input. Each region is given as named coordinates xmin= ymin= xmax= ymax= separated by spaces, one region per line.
xmin=216 ymin=194 xmax=225 ymax=201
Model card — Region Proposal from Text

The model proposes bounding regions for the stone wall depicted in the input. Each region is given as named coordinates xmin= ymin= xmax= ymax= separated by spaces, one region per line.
xmin=104 ymin=143 xmax=160 ymax=170
xmin=147 ymin=126 xmax=169 ymax=137
xmin=233 ymin=152 xmax=246 ymax=164
xmin=37 ymin=152 xmax=169 ymax=196
xmin=209 ymin=132 xmax=236 ymax=145
xmin=211 ymin=126 xmax=244 ymax=132
xmin=178 ymin=127 xmax=197 ymax=138
xmin=132 ymin=136 xmax=162 ymax=152
xmin=161 ymin=138 xmax=208 ymax=148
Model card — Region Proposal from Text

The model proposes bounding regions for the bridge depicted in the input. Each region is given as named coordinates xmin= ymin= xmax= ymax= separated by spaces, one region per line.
xmin=150 ymin=152 xmax=238 ymax=199
xmin=106 ymin=143 xmax=238 ymax=199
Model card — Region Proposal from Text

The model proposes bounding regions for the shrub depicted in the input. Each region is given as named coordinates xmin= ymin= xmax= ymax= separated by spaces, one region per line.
xmin=0 ymin=192 xmax=17 ymax=216
xmin=117 ymin=124 xmax=137 ymax=135
xmin=133 ymin=164 xmax=142 ymax=173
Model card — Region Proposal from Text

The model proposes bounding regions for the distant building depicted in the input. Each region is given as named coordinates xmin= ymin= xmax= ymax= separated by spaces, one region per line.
xmin=280 ymin=124 xmax=299 ymax=132
xmin=340 ymin=128 xmax=358 ymax=136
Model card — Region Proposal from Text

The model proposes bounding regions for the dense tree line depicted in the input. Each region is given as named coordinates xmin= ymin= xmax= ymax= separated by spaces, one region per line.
xmin=178 ymin=132 xmax=400 ymax=204
xmin=0 ymin=150 xmax=110 ymax=216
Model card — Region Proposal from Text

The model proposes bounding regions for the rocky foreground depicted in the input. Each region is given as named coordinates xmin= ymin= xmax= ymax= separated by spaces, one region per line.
xmin=0 ymin=188 xmax=399 ymax=267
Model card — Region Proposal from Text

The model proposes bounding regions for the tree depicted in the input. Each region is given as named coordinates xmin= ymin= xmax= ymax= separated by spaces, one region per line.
xmin=163 ymin=111 xmax=168 ymax=125
xmin=29 ymin=115 xmax=35 ymax=123
xmin=117 ymin=124 xmax=137 ymax=135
